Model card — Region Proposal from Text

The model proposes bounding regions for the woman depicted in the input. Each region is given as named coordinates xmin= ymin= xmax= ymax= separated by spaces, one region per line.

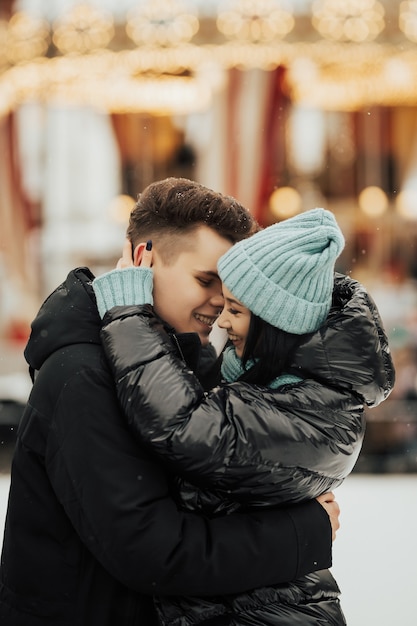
xmin=93 ymin=208 xmax=395 ymax=625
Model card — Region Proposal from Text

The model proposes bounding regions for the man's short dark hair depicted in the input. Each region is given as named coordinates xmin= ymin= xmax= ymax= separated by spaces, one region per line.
xmin=127 ymin=178 xmax=259 ymax=263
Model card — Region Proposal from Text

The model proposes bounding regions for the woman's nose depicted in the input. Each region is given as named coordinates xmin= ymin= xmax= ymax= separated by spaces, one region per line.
xmin=217 ymin=309 xmax=229 ymax=329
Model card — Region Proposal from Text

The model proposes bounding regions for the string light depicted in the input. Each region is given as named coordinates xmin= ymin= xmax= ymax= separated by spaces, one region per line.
xmin=312 ymin=0 xmax=385 ymax=43
xmin=1 ymin=5 xmax=417 ymax=116
xmin=53 ymin=4 xmax=114 ymax=55
xmin=217 ymin=0 xmax=294 ymax=43
xmin=399 ymin=0 xmax=417 ymax=42
xmin=126 ymin=0 xmax=199 ymax=47
xmin=1 ymin=12 xmax=49 ymax=64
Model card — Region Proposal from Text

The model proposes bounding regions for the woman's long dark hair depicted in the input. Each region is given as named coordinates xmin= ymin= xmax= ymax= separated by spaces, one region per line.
xmin=238 ymin=314 xmax=303 ymax=386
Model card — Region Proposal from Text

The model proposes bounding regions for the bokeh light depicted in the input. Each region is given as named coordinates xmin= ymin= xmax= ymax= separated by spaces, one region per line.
xmin=53 ymin=4 xmax=114 ymax=55
xmin=108 ymin=194 xmax=136 ymax=224
xmin=217 ymin=0 xmax=294 ymax=43
xmin=269 ymin=187 xmax=302 ymax=219
xmin=312 ymin=0 xmax=385 ymax=43
xmin=126 ymin=0 xmax=199 ymax=47
xmin=358 ymin=186 xmax=388 ymax=218
xmin=396 ymin=188 xmax=417 ymax=219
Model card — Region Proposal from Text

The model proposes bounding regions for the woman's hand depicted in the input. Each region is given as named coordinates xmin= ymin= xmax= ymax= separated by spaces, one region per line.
xmin=116 ymin=239 xmax=134 ymax=269
xmin=116 ymin=239 xmax=153 ymax=269
xmin=316 ymin=492 xmax=340 ymax=542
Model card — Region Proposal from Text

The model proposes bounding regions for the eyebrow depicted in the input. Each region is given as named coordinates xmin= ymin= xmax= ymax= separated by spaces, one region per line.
xmin=197 ymin=270 xmax=220 ymax=278
xmin=225 ymin=296 xmax=243 ymax=307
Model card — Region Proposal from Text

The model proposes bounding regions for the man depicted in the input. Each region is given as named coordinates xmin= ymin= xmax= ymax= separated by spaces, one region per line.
xmin=0 ymin=178 xmax=339 ymax=625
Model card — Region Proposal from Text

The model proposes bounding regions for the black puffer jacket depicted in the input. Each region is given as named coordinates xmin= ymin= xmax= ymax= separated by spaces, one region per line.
xmin=0 ymin=268 xmax=335 ymax=626
xmin=100 ymin=274 xmax=395 ymax=625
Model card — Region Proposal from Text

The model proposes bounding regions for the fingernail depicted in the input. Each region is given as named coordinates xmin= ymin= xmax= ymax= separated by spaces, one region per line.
xmin=146 ymin=240 xmax=152 ymax=251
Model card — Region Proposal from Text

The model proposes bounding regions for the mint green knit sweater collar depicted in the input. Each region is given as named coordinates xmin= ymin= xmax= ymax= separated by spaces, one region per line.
xmin=220 ymin=346 xmax=302 ymax=389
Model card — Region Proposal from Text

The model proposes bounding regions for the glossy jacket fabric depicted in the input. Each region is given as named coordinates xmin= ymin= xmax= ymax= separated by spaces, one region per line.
xmin=0 ymin=268 xmax=334 ymax=626
xmin=100 ymin=273 xmax=395 ymax=625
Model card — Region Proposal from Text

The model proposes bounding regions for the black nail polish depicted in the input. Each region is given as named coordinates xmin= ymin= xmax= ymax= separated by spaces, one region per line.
xmin=146 ymin=240 xmax=152 ymax=251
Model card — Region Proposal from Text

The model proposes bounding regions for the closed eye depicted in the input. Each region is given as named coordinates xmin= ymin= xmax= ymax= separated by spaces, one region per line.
xmin=197 ymin=277 xmax=214 ymax=287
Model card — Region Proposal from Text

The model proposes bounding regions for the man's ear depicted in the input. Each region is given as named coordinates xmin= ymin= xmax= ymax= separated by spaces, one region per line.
xmin=133 ymin=242 xmax=147 ymax=266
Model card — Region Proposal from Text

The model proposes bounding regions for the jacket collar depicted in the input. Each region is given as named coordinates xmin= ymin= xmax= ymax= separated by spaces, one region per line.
xmin=169 ymin=331 xmax=202 ymax=373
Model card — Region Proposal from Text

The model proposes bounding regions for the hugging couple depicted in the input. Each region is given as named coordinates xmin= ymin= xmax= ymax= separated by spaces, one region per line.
xmin=0 ymin=177 xmax=394 ymax=625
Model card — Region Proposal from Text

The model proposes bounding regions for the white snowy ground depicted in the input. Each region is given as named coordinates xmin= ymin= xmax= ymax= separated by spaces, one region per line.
xmin=0 ymin=472 xmax=415 ymax=625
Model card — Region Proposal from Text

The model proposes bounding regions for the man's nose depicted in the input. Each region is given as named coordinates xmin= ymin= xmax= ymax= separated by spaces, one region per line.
xmin=210 ymin=292 xmax=224 ymax=309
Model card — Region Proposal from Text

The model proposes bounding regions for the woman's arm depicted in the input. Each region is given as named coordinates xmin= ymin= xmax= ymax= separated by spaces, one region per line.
xmin=99 ymin=303 xmax=364 ymax=502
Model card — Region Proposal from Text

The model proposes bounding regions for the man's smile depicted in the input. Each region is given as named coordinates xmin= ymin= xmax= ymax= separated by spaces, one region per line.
xmin=194 ymin=313 xmax=218 ymax=327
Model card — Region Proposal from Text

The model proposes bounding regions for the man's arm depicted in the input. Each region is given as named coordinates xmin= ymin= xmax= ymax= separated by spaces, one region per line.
xmin=44 ymin=345 xmax=333 ymax=597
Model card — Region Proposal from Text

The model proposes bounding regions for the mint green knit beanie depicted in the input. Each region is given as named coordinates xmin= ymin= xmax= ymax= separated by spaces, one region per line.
xmin=217 ymin=208 xmax=345 ymax=334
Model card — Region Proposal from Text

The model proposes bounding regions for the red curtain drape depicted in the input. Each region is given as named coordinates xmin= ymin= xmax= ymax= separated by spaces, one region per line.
xmin=224 ymin=66 xmax=290 ymax=225
xmin=0 ymin=112 xmax=39 ymax=342
xmin=255 ymin=66 xmax=290 ymax=225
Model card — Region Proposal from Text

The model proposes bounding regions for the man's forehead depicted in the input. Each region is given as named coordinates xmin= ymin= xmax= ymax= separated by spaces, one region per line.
xmin=163 ymin=224 xmax=231 ymax=267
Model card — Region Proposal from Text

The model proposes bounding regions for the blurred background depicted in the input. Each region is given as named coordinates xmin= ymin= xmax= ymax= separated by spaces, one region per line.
xmin=0 ymin=0 xmax=416 ymax=444
xmin=1 ymin=2 xmax=417 ymax=624
xmin=2 ymin=0 xmax=417 ymax=472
